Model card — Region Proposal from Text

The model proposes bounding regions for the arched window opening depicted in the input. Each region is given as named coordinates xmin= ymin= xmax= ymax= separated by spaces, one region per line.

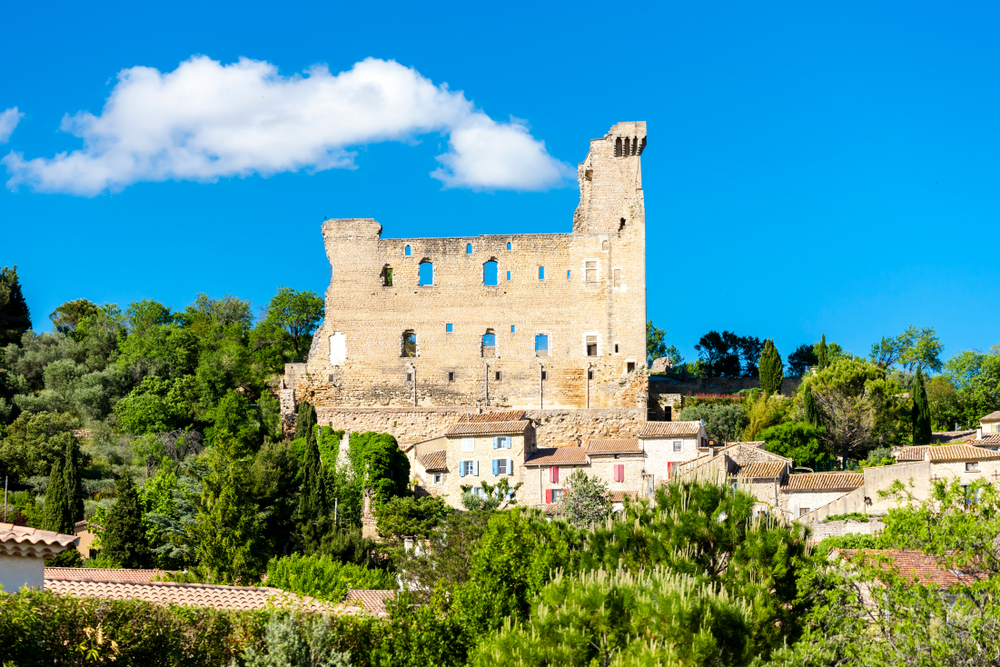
xmin=535 ymin=334 xmax=549 ymax=358
xmin=615 ymin=137 xmax=622 ymax=157
xmin=405 ymin=245 xmax=411 ymax=256
xmin=466 ymin=243 xmax=473 ymax=254
xmin=602 ymin=240 xmax=609 ymax=251
xmin=624 ymin=137 xmax=631 ymax=155
xmin=482 ymin=330 xmax=496 ymax=358
xmin=401 ymin=331 xmax=417 ymax=357
xmin=633 ymin=136 xmax=639 ymax=155
xmin=381 ymin=265 xmax=393 ymax=287
xmin=419 ymin=261 xmax=433 ymax=286
xmin=483 ymin=260 xmax=498 ymax=286
xmin=507 ymin=242 xmax=512 ymax=250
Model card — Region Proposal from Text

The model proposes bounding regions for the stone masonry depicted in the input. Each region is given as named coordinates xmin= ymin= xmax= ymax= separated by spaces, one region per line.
xmin=283 ymin=122 xmax=649 ymax=436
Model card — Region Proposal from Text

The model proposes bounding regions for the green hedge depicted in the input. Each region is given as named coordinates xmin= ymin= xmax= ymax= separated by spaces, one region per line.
xmin=265 ymin=553 xmax=396 ymax=602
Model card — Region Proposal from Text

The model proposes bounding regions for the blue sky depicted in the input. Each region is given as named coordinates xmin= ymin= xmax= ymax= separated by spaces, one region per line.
xmin=2 ymin=1 xmax=998 ymax=367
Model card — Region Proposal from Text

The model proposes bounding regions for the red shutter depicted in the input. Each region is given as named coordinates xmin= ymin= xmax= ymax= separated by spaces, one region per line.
xmin=667 ymin=461 xmax=674 ymax=480
xmin=550 ymin=466 xmax=559 ymax=483
xmin=615 ymin=464 xmax=624 ymax=482
xmin=545 ymin=489 xmax=552 ymax=504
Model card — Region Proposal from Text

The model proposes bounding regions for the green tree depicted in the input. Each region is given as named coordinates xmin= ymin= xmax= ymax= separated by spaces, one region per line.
xmin=265 ymin=553 xmax=395 ymax=602
xmin=870 ymin=325 xmax=943 ymax=374
xmin=737 ymin=335 xmax=764 ymax=378
xmin=802 ymin=383 xmax=819 ymax=425
xmin=694 ymin=331 xmax=742 ymax=378
xmin=376 ymin=495 xmax=450 ymax=543
xmin=0 ymin=410 xmax=78 ymax=479
xmin=758 ymin=339 xmax=783 ymax=395
xmin=347 ymin=432 xmax=410 ymax=505
xmin=741 ymin=391 xmax=791 ymax=441
xmin=460 ymin=478 xmax=522 ymax=512
xmin=296 ymin=425 xmax=331 ymax=532
xmin=211 ymin=389 xmax=263 ymax=457
xmin=677 ymin=404 xmax=747 ymax=444
xmin=786 ymin=343 xmax=818 ymax=376
xmin=398 ymin=510 xmax=492 ymax=604
xmin=760 ymin=422 xmax=832 ymax=469
xmin=102 ymin=471 xmax=153 ymax=568
xmin=48 ymin=299 xmax=100 ymax=338
xmin=294 ymin=401 xmax=317 ymax=442
xmin=0 ymin=265 xmax=31 ymax=349
xmin=62 ymin=434 xmax=84 ymax=523
xmin=560 ymin=469 xmax=611 ymax=528
xmin=816 ymin=334 xmax=829 ymax=369
xmin=240 ymin=613 xmax=351 ymax=667
xmin=263 ymin=287 xmax=324 ymax=359
xmin=646 ymin=320 xmax=667 ymax=364
xmin=42 ymin=457 xmax=73 ymax=534
xmin=911 ymin=368 xmax=932 ymax=445
xmin=943 ymin=345 xmax=1000 ymax=427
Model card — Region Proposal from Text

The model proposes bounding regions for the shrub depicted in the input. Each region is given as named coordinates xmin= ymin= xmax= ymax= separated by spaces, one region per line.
xmin=266 ymin=553 xmax=396 ymax=602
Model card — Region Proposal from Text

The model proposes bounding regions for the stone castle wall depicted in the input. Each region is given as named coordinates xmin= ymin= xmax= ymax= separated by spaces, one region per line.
xmin=287 ymin=122 xmax=648 ymax=417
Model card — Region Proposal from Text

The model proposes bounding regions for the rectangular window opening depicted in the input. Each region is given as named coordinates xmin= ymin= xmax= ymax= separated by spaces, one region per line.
xmin=585 ymin=261 xmax=597 ymax=283
xmin=966 ymin=462 xmax=979 ymax=472
xmin=538 ymin=266 xmax=545 ymax=280
xmin=673 ymin=441 xmax=682 ymax=452
xmin=567 ymin=270 xmax=571 ymax=279
xmin=495 ymin=371 xmax=502 ymax=381
xmin=614 ymin=343 xmax=620 ymax=354
xmin=541 ymin=370 xmax=548 ymax=381
xmin=506 ymin=271 xmax=511 ymax=281
xmin=406 ymin=372 xmax=413 ymax=382
xmin=627 ymin=361 xmax=636 ymax=373
xmin=446 ymin=323 xmax=453 ymax=333
xmin=587 ymin=370 xmax=594 ymax=380
xmin=511 ymin=325 xmax=516 ymax=333
xmin=586 ymin=335 xmax=598 ymax=357
xmin=462 ymin=437 xmax=474 ymax=452
xmin=448 ymin=372 xmax=455 ymax=382
xmin=433 ymin=473 xmax=442 ymax=484
xmin=613 ymin=268 xmax=621 ymax=287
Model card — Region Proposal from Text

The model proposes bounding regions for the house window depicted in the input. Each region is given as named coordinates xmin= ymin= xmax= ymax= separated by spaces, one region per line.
xmin=546 ymin=488 xmax=563 ymax=503
xmin=507 ymin=242 xmax=512 ymax=250
xmin=614 ymin=464 xmax=625 ymax=482
xmin=493 ymin=437 xmax=511 ymax=449
xmin=567 ymin=270 xmax=571 ymax=279
xmin=966 ymin=461 xmax=979 ymax=472
xmin=433 ymin=473 xmax=443 ymax=484
xmin=382 ymin=265 xmax=393 ymax=286
xmin=448 ymin=372 xmax=455 ymax=382
xmin=466 ymin=243 xmax=472 ymax=254
xmin=506 ymin=270 xmax=511 ymax=281
xmin=419 ymin=261 xmax=433 ymax=286
xmin=484 ymin=260 xmax=498 ymax=285
xmin=799 ymin=508 xmax=810 ymax=517
xmin=614 ymin=454 xmax=621 ymax=459
xmin=585 ymin=261 xmax=597 ymax=283
xmin=494 ymin=458 xmax=510 ymax=475
xmin=586 ymin=335 xmax=598 ymax=357
xmin=539 ymin=266 xmax=545 ymax=280
xmin=401 ymin=331 xmax=417 ymax=357
xmin=405 ymin=245 xmax=411 ymax=256
xmin=446 ymin=323 xmax=453 ymax=333
xmin=458 ymin=460 xmax=479 ymax=477
xmin=535 ymin=334 xmax=549 ymax=357
xmin=673 ymin=441 xmax=682 ymax=452
xmin=462 ymin=437 xmax=474 ymax=452
xmin=482 ymin=330 xmax=496 ymax=358
xmin=549 ymin=466 xmax=559 ymax=483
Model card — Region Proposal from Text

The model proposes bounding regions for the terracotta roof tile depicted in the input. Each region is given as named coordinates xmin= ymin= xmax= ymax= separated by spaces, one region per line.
xmin=525 ymin=447 xmax=589 ymax=466
xmin=783 ymin=472 xmax=863 ymax=492
xmin=637 ymin=421 xmax=703 ymax=438
xmin=980 ymin=411 xmax=1000 ymax=424
xmin=0 ymin=523 xmax=78 ymax=558
xmin=346 ymin=589 xmax=395 ymax=616
xmin=44 ymin=578 xmax=349 ymax=612
xmin=445 ymin=420 xmax=530 ymax=436
xmin=586 ymin=438 xmax=642 ymax=454
xmin=608 ymin=491 xmax=640 ymax=502
xmin=835 ymin=550 xmax=986 ymax=587
xmin=734 ymin=461 xmax=787 ymax=478
xmin=896 ymin=444 xmax=1000 ymax=462
xmin=931 ymin=429 xmax=978 ymax=444
xmin=45 ymin=568 xmax=169 ymax=583
xmin=417 ymin=449 xmax=447 ymax=472
xmin=457 ymin=410 xmax=526 ymax=423
xmin=973 ymin=433 xmax=1000 ymax=445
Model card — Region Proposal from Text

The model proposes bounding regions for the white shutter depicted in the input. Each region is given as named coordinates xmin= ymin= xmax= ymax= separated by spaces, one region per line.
xmin=473 ymin=460 xmax=480 ymax=476
xmin=508 ymin=458 xmax=514 ymax=475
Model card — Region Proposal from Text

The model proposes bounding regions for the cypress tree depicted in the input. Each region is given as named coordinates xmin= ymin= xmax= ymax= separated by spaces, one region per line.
xmin=42 ymin=457 xmax=73 ymax=534
xmin=912 ymin=369 xmax=932 ymax=445
xmin=63 ymin=435 xmax=84 ymax=523
xmin=294 ymin=402 xmax=317 ymax=443
xmin=816 ymin=334 xmax=829 ymax=370
xmin=803 ymin=384 xmax=819 ymax=426
xmin=758 ymin=339 xmax=784 ymax=395
xmin=102 ymin=471 xmax=151 ymax=568
xmin=297 ymin=428 xmax=329 ymax=524
xmin=0 ymin=265 xmax=32 ymax=348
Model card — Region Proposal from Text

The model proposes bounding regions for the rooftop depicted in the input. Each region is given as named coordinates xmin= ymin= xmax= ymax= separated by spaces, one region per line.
xmin=45 ymin=568 xmax=168 ymax=583
xmin=637 ymin=421 xmax=703 ymax=438
xmin=0 ymin=523 xmax=78 ymax=558
xmin=346 ymin=589 xmax=396 ymax=616
xmin=834 ymin=549 xmax=986 ymax=587
xmin=783 ymin=472 xmax=864 ymax=492
xmin=416 ymin=449 xmax=447 ymax=472
xmin=733 ymin=461 xmax=787 ymax=479
xmin=457 ymin=410 xmax=526 ymax=423
xmin=525 ymin=447 xmax=589 ymax=466
xmin=896 ymin=444 xmax=1000 ymax=462
xmin=445 ymin=420 xmax=530 ymax=437
xmin=586 ymin=438 xmax=642 ymax=454
xmin=980 ymin=411 xmax=1000 ymax=424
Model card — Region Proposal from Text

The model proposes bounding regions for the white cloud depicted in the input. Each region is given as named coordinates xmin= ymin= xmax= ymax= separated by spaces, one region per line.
xmin=2 ymin=57 xmax=573 ymax=195
xmin=0 ymin=108 xmax=24 ymax=143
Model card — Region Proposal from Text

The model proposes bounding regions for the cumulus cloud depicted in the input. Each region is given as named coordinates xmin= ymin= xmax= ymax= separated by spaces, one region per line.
xmin=2 ymin=57 xmax=573 ymax=195
xmin=0 ymin=108 xmax=23 ymax=143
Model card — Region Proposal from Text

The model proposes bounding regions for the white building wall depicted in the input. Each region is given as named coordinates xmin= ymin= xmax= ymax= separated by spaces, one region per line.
xmin=0 ymin=554 xmax=44 ymax=592
xmin=642 ymin=437 xmax=702 ymax=484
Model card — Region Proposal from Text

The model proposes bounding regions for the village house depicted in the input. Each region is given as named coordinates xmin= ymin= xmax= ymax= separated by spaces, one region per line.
xmin=0 ymin=523 xmax=78 ymax=592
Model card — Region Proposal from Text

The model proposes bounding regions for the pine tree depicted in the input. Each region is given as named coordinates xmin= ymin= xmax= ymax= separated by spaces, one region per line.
xmin=42 ymin=457 xmax=73 ymax=534
xmin=816 ymin=334 xmax=829 ymax=370
xmin=803 ymin=384 xmax=820 ymax=426
xmin=63 ymin=435 xmax=84 ymax=524
xmin=294 ymin=401 xmax=317 ymax=442
xmin=194 ymin=457 xmax=266 ymax=583
xmin=102 ymin=471 xmax=152 ymax=568
xmin=0 ymin=265 xmax=32 ymax=348
xmin=758 ymin=339 xmax=784 ymax=395
xmin=297 ymin=426 xmax=329 ymax=526
xmin=912 ymin=368 xmax=932 ymax=445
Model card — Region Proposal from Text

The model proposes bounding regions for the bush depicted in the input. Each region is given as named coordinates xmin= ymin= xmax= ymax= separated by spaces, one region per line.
xmin=266 ymin=553 xmax=396 ymax=602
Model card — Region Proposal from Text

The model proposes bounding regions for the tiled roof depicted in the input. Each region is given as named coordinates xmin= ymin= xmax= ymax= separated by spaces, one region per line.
xmin=457 ymin=410 xmax=526 ymax=423
xmin=637 ymin=421 xmax=702 ymax=438
xmin=973 ymin=433 xmax=1000 ymax=445
xmin=896 ymin=444 xmax=1000 ymax=462
xmin=931 ymin=429 xmax=978 ymax=444
xmin=980 ymin=411 xmax=1000 ymax=424
xmin=45 ymin=568 xmax=169 ymax=583
xmin=783 ymin=472 xmax=864 ymax=492
xmin=417 ymin=449 xmax=447 ymax=472
xmin=346 ymin=589 xmax=395 ymax=616
xmin=734 ymin=461 xmax=787 ymax=478
xmin=0 ymin=523 xmax=78 ymax=558
xmin=586 ymin=438 xmax=642 ymax=454
xmin=834 ymin=550 xmax=986 ymax=587
xmin=44 ymin=578 xmax=347 ymax=612
xmin=608 ymin=491 xmax=640 ymax=502
xmin=445 ymin=420 xmax=530 ymax=436
xmin=525 ymin=447 xmax=589 ymax=466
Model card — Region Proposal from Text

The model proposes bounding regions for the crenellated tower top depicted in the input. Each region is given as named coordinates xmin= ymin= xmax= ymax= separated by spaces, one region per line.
xmin=573 ymin=121 xmax=646 ymax=234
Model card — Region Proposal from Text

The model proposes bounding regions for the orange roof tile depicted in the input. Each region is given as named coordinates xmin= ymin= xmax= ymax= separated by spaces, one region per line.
xmin=608 ymin=491 xmax=640 ymax=502
xmin=783 ymin=472 xmax=863 ymax=492
xmin=346 ymin=589 xmax=395 ymax=616
xmin=980 ymin=411 xmax=1000 ymax=424
xmin=45 ymin=568 xmax=169 ymax=583
xmin=835 ymin=550 xmax=986 ymax=587
xmin=637 ymin=421 xmax=703 ymax=438
xmin=445 ymin=420 xmax=530 ymax=436
xmin=586 ymin=438 xmax=642 ymax=454
xmin=525 ymin=447 xmax=589 ymax=466
xmin=0 ymin=523 xmax=78 ymax=558
xmin=896 ymin=444 xmax=1000 ymax=462
xmin=417 ymin=449 xmax=448 ymax=472
xmin=734 ymin=461 xmax=786 ymax=478
xmin=457 ymin=410 xmax=526 ymax=423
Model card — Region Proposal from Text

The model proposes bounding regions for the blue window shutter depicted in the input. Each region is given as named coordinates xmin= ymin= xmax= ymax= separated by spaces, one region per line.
xmin=492 ymin=437 xmax=498 ymax=449
xmin=459 ymin=461 xmax=466 ymax=478
xmin=492 ymin=459 xmax=498 ymax=475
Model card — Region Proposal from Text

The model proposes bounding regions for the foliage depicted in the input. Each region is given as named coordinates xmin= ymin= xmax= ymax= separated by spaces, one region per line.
xmin=397 ymin=510 xmax=492 ymax=603
xmin=859 ymin=444 xmax=894 ymax=468
xmin=758 ymin=339 xmax=783 ymax=394
xmin=646 ymin=320 xmax=667 ymax=365
xmin=42 ymin=456 xmax=74 ymax=534
xmin=0 ymin=265 xmax=31 ymax=349
xmin=101 ymin=470 xmax=153 ymax=568
xmin=682 ymin=393 xmax=742 ymax=408
xmin=693 ymin=330 xmax=742 ymax=378
xmin=346 ymin=432 xmax=409 ymax=505
xmin=941 ymin=345 xmax=1000 ymax=428
xmin=677 ymin=404 xmax=747 ymax=443
xmin=263 ymin=287 xmax=325 ymax=359
xmin=113 ymin=376 xmax=195 ymax=435
xmin=49 ymin=299 xmax=101 ymax=338
xmin=294 ymin=401 xmax=317 ymax=442
xmin=869 ymin=325 xmax=944 ymax=374
xmin=910 ymin=368 xmax=932 ymax=445
xmin=740 ymin=391 xmax=791 ymax=441
xmin=821 ymin=512 xmax=869 ymax=523
xmin=560 ymin=469 xmax=611 ymax=528
xmin=760 ymin=422 xmax=832 ymax=469
xmin=0 ymin=410 xmax=78 ymax=479
xmin=317 ymin=426 xmax=344 ymax=470
xmin=375 ymin=495 xmax=450 ymax=542
xmin=460 ymin=477 xmax=522 ymax=512
xmin=265 ymin=553 xmax=395 ymax=603
xmin=240 ymin=612 xmax=351 ymax=667
xmin=471 ymin=566 xmax=753 ymax=667
xmin=802 ymin=383 xmax=819 ymax=425
xmin=786 ymin=343 xmax=818 ymax=376
xmin=815 ymin=334 xmax=829 ymax=369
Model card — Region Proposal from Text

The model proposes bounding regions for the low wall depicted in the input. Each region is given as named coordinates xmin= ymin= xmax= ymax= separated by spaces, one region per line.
xmin=315 ymin=407 xmax=644 ymax=448
xmin=807 ymin=518 xmax=885 ymax=543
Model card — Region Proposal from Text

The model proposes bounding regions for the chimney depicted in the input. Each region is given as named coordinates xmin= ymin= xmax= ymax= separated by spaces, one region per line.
xmin=977 ymin=426 xmax=983 ymax=440
xmin=924 ymin=449 xmax=930 ymax=462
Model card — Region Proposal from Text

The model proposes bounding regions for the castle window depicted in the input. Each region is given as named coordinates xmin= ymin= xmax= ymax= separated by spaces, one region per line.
xmin=627 ymin=361 xmax=636 ymax=373
xmin=535 ymin=334 xmax=549 ymax=357
xmin=602 ymin=240 xmax=609 ymax=251
xmin=466 ymin=243 xmax=473 ymax=254
xmin=613 ymin=268 xmax=621 ymax=287
xmin=541 ymin=370 xmax=548 ymax=380
xmin=401 ymin=331 xmax=417 ymax=357
xmin=538 ymin=266 xmax=545 ymax=280
xmin=419 ymin=261 xmax=433 ymax=286
xmin=482 ymin=330 xmax=496 ymax=358
xmin=405 ymin=245 xmax=411 ymax=256
xmin=614 ymin=343 xmax=620 ymax=354
xmin=406 ymin=372 xmax=412 ymax=382
xmin=586 ymin=335 xmax=598 ymax=357
xmin=619 ymin=218 xmax=626 ymax=231
xmin=382 ymin=265 xmax=393 ymax=287
xmin=495 ymin=371 xmax=502 ymax=381
xmin=585 ymin=261 xmax=597 ymax=283
xmin=511 ymin=325 xmax=515 ymax=333
xmin=615 ymin=137 xmax=622 ymax=157
xmin=448 ymin=372 xmax=455 ymax=382
xmin=446 ymin=323 xmax=453 ymax=333
xmin=587 ymin=369 xmax=594 ymax=380
xmin=567 ymin=270 xmax=571 ymax=279
xmin=506 ymin=271 xmax=511 ymax=281
xmin=484 ymin=260 xmax=498 ymax=286
xmin=507 ymin=242 xmax=512 ymax=250
xmin=624 ymin=137 xmax=631 ymax=155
